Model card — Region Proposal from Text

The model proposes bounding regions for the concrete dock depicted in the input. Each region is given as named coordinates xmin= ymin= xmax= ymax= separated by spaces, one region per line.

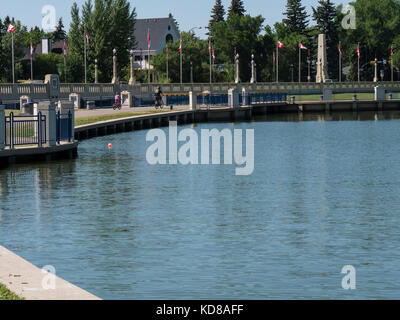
xmin=0 ymin=246 xmax=100 ymax=300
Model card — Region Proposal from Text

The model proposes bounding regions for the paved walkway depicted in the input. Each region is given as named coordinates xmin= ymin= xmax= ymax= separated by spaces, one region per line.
xmin=75 ymin=105 xmax=190 ymax=119
xmin=0 ymin=246 xmax=100 ymax=300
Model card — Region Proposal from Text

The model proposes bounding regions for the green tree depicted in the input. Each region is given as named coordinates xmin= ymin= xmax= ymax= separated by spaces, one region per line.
xmin=228 ymin=0 xmax=245 ymax=19
xmin=312 ymin=0 xmax=340 ymax=79
xmin=284 ymin=0 xmax=309 ymax=34
xmin=52 ymin=18 xmax=66 ymax=42
xmin=67 ymin=0 xmax=137 ymax=83
xmin=208 ymin=0 xmax=225 ymax=32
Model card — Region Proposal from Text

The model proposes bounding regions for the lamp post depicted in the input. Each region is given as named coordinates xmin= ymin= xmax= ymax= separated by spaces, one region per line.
xmin=250 ymin=54 xmax=255 ymax=84
xmin=190 ymin=61 xmax=193 ymax=84
xmin=112 ymin=48 xmax=118 ymax=84
xmin=129 ymin=49 xmax=135 ymax=85
xmin=374 ymin=58 xmax=378 ymax=83
xmin=94 ymin=59 xmax=98 ymax=84
xmin=235 ymin=53 xmax=240 ymax=84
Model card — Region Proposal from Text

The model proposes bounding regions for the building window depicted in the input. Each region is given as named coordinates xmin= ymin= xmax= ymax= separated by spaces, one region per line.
xmin=166 ymin=34 xmax=173 ymax=43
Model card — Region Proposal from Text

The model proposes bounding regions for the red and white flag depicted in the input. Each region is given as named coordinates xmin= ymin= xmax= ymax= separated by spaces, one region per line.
xmin=391 ymin=45 xmax=394 ymax=56
xmin=339 ymin=43 xmax=343 ymax=58
xmin=209 ymin=39 xmax=211 ymax=54
xmin=147 ymin=30 xmax=151 ymax=50
xmin=234 ymin=48 xmax=237 ymax=61
xmin=63 ymin=41 xmax=67 ymax=58
xmin=30 ymin=41 xmax=34 ymax=58
xmin=7 ymin=24 xmax=15 ymax=33
xmin=277 ymin=40 xmax=285 ymax=48
xmin=212 ymin=48 xmax=216 ymax=62
xmin=179 ymin=38 xmax=182 ymax=53
xmin=299 ymin=42 xmax=307 ymax=50
xmin=85 ymin=31 xmax=90 ymax=47
xmin=357 ymin=44 xmax=360 ymax=59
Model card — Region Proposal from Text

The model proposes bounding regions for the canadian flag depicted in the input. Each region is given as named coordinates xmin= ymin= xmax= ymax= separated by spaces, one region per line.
xmin=30 ymin=41 xmax=34 ymax=58
xmin=179 ymin=38 xmax=182 ymax=53
xmin=299 ymin=42 xmax=307 ymax=50
xmin=357 ymin=44 xmax=360 ymax=59
xmin=339 ymin=44 xmax=343 ymax=58
xmin=209 ymin=39 xmax=211 ymax=54
xmin=63 ymin=41 xmax=67 ymax=58
xmin=212 ymin=48 xmax=216 ymax=62
xmin=7 ymin=24 xmax=15 ymax=33
xmin=85 ymin=31 xmax=90 ymax=47
xmin=147 ymin=31 xmax=151 ymax=50
xmin=391 ymin=46 xmax=394 ymax=56
xmin=277 ymin=40 xmax=285 ymax=48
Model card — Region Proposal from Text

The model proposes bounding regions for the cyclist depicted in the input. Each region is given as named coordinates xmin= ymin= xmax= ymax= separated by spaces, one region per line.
xmin=114 ymin=92 xmax=121 ymax=110
xmin=155 ymin=87 xmax=163 ymax=109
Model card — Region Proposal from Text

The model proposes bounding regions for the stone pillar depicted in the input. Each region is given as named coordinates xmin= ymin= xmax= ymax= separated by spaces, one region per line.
xmin=316 ymin=34 xmax=328 ymax=83
xmin=37 ymin=101 xmax=56 ymax=147
xmin=121 ymin=91 xmax=133 ymax=108
xmin=189 ymin=91 xmax=197 ymax=110
xmin=0 ymin=105 xmax=5 ymax=150
xmin=112 ymin=48 xmax=118 ymax=84
xmin=69 ymin=93 xmax=81 ymax=109
xmin=242 ymin=88 xmax=249 ymax=106
xmin=20 ymin=95 xmax=31 ymax=109
xmin=59 ymin=101 xmax=75 ymax=140
xmin=374 ymin=86 xmax=385 ymax=101
xmin=228 ymin=88 xmax=239 ymax=108
xmin=235 ymin=54 xmax=240 ymax=84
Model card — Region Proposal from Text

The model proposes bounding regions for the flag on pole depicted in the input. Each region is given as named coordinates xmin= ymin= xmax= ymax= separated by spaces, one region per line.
xmin=7 ymin=24 xmax=15 ymax=33
xmin=277 ymin=40 xmax=285 ymax=48
xmin=209 ymin=39 xmax=211 ymax=54
xmin=212 ymin=48 xmax=216 ymax=62
xmin=299 ymin=42 xmax=307 ymax=50
xmin=391 ymin=45 xmax=394 ymax=56
xmin=147 ymin=30 xmax=151 ymax=50
xmin=30 ymin=41 xmax=34 ymax=58
xmin=339 ymin=43 xmax=343 ymax=58
xmin=63 ymin=41 xmax=67 ymax=58
xmin=85 ymin=31 xmax=90 ymax=47
xmin=357 ymin=44 xmax=360 ymax=59
xmin=179 ymin=38 xmax=182 ymax=53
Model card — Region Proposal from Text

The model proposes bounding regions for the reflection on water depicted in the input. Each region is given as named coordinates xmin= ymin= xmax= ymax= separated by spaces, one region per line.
xmin=1 ymin=111 xmax=400 ymax=299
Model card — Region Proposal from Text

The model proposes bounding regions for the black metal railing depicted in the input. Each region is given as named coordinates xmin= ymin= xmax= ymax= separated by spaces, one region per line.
xmin=56 ymin=110 xmax=73 ymax=144
xmin=5 ymin=112 xmax=46 ymax=148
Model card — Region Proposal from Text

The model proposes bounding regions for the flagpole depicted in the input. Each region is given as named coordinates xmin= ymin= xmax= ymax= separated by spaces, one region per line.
xmin=307 ymin=49 xmax=311 ymax=83
xmin=298 ymin=44 xmax=301 ymax=83
xmin=358 ymin=43 xmax=360 ymax=82
xmin=30 ymin=40 xmax=33 ymax=81
xmin=276 ymin=42 xmax=279 ymax=83
xmin=180 ymin=35 xmax=183 ymax=84
xmin=64 ymin=41 xmax=67 ymax=83
xmin=84 ymin=31 xmax=87 ymax=84
xmin=209 ymin=39 xmax=212 ymax=84
xmin=12 ymin=32 xmax=15 ymax=84
xmin=148 ymin=29 xmax=151 ymax=84
xmin=166 ymin=45 xmax=169 ymax=82
xmin=391 ymin=45 xmax=394 ymax=82
xmin=339 ymin=41 xmax=342 ymax=83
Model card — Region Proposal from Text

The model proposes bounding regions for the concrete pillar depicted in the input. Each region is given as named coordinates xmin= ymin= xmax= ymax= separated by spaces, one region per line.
xmin=189 ymin=91 xmax=197 ymax=110
xmin=129 ymin=54 xmax=136 ymax=85
xmin=235 ymin=55 xmax=240 ymax=84
xmin=112 ymin=49 xmax=118 ymax=84
xmin=59 ymin=101 xmax=75 ymax=140
xmin=0 ymin=105 xmax=5 ymax=150
xmin=69 ymin=93 xmax=81 ymax=109
xmin=316 ymin=34 xmax=328 ymax=83
xmin=228 ymin=88 xmax=239 ymax=108
xmin=121 ymin=91 xmax=133 ymax=108
xmin=20 ymin=95 xmax=31 ymax=109
xmin=374 ymin=86 xmax=385 ymax=101
xmin=250 ymin=55 xmax=255 ymax=84
xmin=242 ymin=88 xmax=249 ymax=106
xmin=37 ymin=101 xmax=56 ymax=147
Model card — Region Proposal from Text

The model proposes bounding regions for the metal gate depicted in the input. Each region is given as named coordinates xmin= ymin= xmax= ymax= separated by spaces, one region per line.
xmin=56 ymin=110 xmax=73 ymax=144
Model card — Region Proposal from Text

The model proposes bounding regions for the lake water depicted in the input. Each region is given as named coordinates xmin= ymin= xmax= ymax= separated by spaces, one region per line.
xmin=1 ymin=111 xmax=400 ymax=299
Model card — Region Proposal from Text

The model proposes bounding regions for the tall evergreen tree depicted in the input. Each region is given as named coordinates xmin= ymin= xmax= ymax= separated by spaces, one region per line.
xmin=208 ymin=0 xmax=225 ymax=32
xmin=312 ymin=0 xmax=339 ymax=79
xmin=228 ymin=0 xmax=245 ymax=19
xmin=284 ymin=0 xmax=309 ymax=34
xmin=52 ymin=18 xmax=66 ymax=42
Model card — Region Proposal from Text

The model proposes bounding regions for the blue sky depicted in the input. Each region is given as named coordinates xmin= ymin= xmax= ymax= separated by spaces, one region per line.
xmin=1 ymin=0 xmax=350 ymax=39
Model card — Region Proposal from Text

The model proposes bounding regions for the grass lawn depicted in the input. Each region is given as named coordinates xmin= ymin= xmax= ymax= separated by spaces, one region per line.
xmin=0 ymin=283 xmax=23 ymax=300
xmin=5 ymin=110 xmax=22 ymax=116
xmin=75 ymin=110 xmax=169 ymax=126
xmin=289 ymin=92 xmax=400 ymax=102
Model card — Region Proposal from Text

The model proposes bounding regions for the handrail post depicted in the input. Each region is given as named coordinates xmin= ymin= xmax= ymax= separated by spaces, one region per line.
xmin=0 ymin=105 xmax=5 ymax=150
xmin=10 ymin=112 xmax=14 ymax=149
xmin=38 ymin=111 xmax=42 ymax=148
